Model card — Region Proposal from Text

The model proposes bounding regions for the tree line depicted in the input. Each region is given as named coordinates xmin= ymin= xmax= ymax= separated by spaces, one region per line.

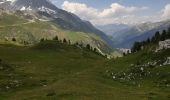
xmin=40 ymin=35 xmax=100 ymax=55
xmin=131 ymin=27 xmax=170 ymax=53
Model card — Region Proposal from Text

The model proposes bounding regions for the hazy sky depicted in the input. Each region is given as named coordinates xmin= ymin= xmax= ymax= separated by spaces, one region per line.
xmin=50 ymin=0 xmax=170 ymax=25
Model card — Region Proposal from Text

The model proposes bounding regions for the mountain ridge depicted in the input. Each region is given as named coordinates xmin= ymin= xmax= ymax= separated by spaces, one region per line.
xmin=0 ymin=0 xmax=115 ymax=54
xmin=100 ymin=20 xmax=170 ymax=48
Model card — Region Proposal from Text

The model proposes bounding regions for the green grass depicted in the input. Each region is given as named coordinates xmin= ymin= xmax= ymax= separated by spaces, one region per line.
xmin=0 ymin=41 xmax=169 ymax=100
xmin=0 ymin=13 xmax=27 ymax=26
xmin=0 ymin=13 xmax=112 ymax=54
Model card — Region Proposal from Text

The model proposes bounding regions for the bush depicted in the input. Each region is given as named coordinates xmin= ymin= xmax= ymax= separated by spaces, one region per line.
xmin=12 ymin=38 xmax=16 ymax=42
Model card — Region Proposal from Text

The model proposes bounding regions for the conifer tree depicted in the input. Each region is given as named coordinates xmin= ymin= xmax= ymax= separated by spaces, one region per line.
xmin=40 ymin=38 xmax=45 ymax=42
xmin=12 ymin=38 xmax=16 ymax=42
xmin=146 ymin=38 xmax=150 ymax=44
xmin=155 ymin=31 xmax=161 ymax=42
xmin=86 ymin=44 xmax=91 ymax=50
xmin=53 ymin=36 xmax=58 ymax=41
xmin=167 ymin=27 xmax=170 ymax=39
xmin=160 ymin=30 xmax=167 ymax=41
xmin=63 ymin=38 xmax=67 ymax=43
xmin=94 ymin=48 xmax=97 ymax=52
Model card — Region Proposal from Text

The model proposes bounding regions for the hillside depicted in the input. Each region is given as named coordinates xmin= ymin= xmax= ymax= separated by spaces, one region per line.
xmin=0 ymin=0 xmax=115 ymax=55
xmin=106 ymin=43 xmax=170 ymax=99
xmin=0 ymin=0 xmax=170 ymax=100
xmin=0 ymin=12 xmax=114 ymax=54
xmin=0 ymin=37 xmax=170 ymax=100
xmin=99 ymin=20 xmax=170 ymax=48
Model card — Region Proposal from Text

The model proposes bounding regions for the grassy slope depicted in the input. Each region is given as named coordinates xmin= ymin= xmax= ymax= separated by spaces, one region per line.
xmin=105 ymin=44 xmax=170 ymax=100
xmin=0 ymin=13 xmax=27 ymax=26
xmin=0 ymin=13 xmax=113 ymax=54
xmin=0 ymin=41 xmax=169 ymax=100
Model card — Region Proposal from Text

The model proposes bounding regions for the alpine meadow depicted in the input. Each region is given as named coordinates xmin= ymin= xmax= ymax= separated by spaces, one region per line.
xmin=0 ymin=0 xmax=170 ymax=100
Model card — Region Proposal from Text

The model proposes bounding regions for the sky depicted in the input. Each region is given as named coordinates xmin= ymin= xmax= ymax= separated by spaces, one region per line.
xmin=50 ymin=0 xmax=170 ymax=25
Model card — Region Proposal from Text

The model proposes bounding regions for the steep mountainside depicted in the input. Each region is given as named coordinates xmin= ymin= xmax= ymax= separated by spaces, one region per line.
xmin=0 ymin=0 xmax=115 ymax=54
xmin=11 ymin=0 xmax=113 ymax=47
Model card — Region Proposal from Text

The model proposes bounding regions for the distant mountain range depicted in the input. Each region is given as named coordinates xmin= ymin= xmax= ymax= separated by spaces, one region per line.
xmin=0 ymin=0 xmax=115 ymax=54
xmin=96 ymin=24 xmax=130 ymax=36
xmin=97 ymin=21 xmax=170 ymax=48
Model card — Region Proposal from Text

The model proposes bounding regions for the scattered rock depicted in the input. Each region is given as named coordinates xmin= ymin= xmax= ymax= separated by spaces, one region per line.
xmin=156 ymin=39 xmax=170 ymax=52
xmin=163 ymin=57 xmax=170 ymax=65
xmin=112 ymin=76 xmax=116 ymax=79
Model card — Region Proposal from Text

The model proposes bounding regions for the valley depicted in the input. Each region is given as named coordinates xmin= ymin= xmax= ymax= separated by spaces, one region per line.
xmin=0 ymin=0 xmax=170 ymax=100
xmin=0 ymin=40 xmax=169 ymax=100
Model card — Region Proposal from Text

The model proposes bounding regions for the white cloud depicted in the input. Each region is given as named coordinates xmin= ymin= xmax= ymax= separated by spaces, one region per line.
xmin=99 ymin=3 xmax=148 ymax=18
xmin=162 ymin=4 xmax=170 ymax=18
xmin=62 ymin=1 xmax=170 ymax=25
xmin=62 ymin=1 xmax=99 ymax=20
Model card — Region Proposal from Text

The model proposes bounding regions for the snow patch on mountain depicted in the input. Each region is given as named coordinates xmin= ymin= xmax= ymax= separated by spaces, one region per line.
xmin=0 ymin=0 xmax=15 ymax=5
xmin=20 ymin=6 xmax=32 ymax=11
xmin=5 ymin=0 xmax=16 ymax=3
xmin=38 ymin=6 xmax=56 ymax=14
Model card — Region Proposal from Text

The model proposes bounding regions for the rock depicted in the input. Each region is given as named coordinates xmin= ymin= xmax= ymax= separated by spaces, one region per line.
xmin=6 ymin=86 xmax=9 ymax=89
xmin=140 ymin=67 xmax=144 ymax=71
xmin=112 ymin=76 xmax=116 ymax=79
xmin=163 ymin=57 xmax=170 ymax=65
xmin=156 ymin=39 xmax=170 ymax=52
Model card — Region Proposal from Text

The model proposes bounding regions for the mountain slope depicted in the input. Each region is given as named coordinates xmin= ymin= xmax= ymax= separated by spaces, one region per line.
xmin=0 ymin=0 xmax=115 ymax=54
xmin=11 ymin=0 xmax=114 ymax=47
xmin=111 ymin=20 xmax=170 ymax=48
xmin=0 ymin=12 xmax=113 ymax=54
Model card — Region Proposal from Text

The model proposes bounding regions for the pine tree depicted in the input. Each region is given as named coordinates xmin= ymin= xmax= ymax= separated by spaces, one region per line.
xmin=63 ymin=38 xmax=67 ymax=43
xmin=75 ymin=42 xmax=79 ymax=46
xmin=68 ymin=40 xmax=71 ymax=45
xmin=155 ymin=31 xmax=161 ymax=42
xmin=167 ymin=27 xmax=170 ymax=39
xmin=12 ymin=38 xmax=16 ymax=42
xmin=146 ymin=38 xmax=150 ymax=44
xmin=151 ymin=36 xmax=156 ymax=43
xmin=94 ymin=48 xmax=97 ymax=52
xmin=123 ymin=52 xmax=126 ymax=56
xmin=131 ymin=42 xmax=142 ymax=53
xmin=160 ymin=30 xmax=167 ymax=41
xmin=86 ymin=44 xmax=91 ymax=50
xmin=127 ymin=50 xmax=130 ymax=54
xmin=40 ymin=38 xmax=45 ymax=42
xmin=53 ymin=36 xmax=58 ymax=41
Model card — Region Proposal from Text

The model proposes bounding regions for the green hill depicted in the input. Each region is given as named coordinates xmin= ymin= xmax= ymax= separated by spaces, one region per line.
xmin=0 ymin=40 xmax=169 ymax=100
xmin=0 ymin=12 xmax=113 ymax=54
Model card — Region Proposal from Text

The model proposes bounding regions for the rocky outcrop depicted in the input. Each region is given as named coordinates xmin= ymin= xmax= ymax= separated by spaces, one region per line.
xmin=156 ymin=39 xmax=170 ymax=52
xmin=164 ymin=57 xmax=170 ymax=65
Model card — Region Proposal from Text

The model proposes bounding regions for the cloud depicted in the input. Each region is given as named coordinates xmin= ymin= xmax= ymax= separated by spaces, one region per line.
xmin=99 ymin=3 xmax=148 ymax=18
xmin=162 ymin=4 xmax=170 ymax=18
xmin=62 ymin=1 xmax=169 ymax=25
xmin=62 ymin=1 xmax=98 ymax=20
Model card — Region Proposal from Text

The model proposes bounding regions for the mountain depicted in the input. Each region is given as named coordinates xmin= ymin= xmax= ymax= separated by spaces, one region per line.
xmin=0 ymin=0 xmax=12 ymax=9
xmin=0 ymin=0 xmax=115 ymax=54
xmin=11 ymin=0 xmax=113 ymax=47
xmin=96 ymin=24 xmax=130 ymax=36
xmin=109 ymin=20 xmax=170 ymax=48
